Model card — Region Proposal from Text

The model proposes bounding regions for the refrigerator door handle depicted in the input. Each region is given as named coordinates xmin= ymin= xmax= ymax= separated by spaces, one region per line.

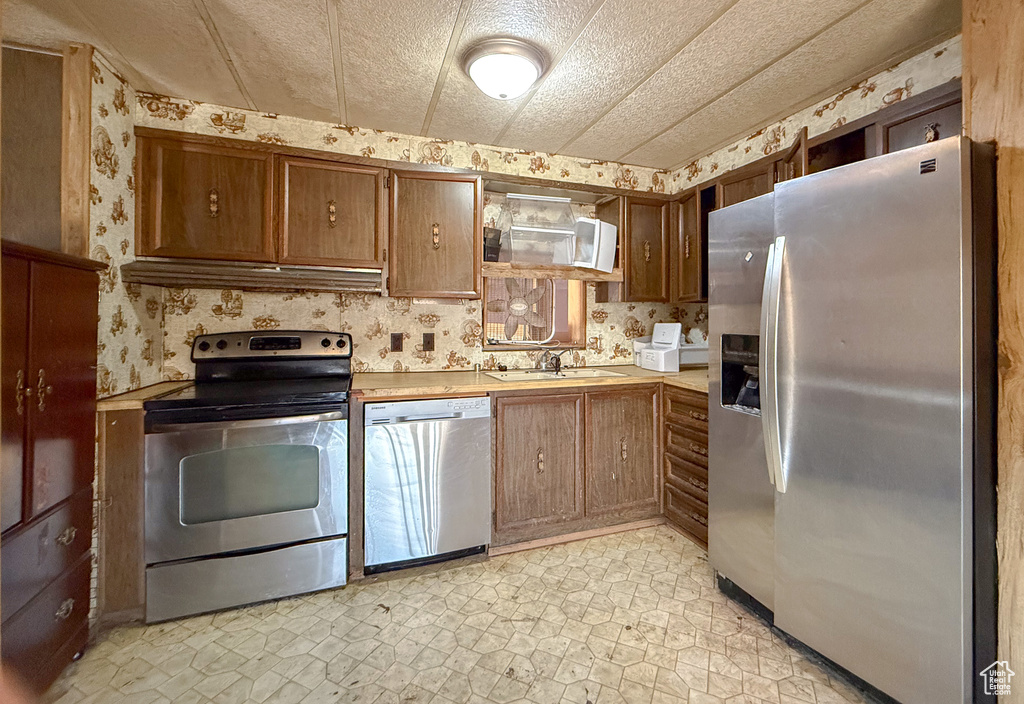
xmin=760 ymin=236 xmax=787 ymax=492
xmin=759 ymin=241 xmax=778 ymax=487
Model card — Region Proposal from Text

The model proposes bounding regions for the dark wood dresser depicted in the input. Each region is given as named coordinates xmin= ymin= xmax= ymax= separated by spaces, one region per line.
xmin=1 ymin=241 xmax=104 ymax=693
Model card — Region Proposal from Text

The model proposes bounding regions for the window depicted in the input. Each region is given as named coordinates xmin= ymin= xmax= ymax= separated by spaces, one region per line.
xmin=483 ymin=277 xmax=586 ymax=349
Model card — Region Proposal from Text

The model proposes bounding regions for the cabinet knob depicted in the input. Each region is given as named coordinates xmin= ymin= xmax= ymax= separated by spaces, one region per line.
xmin=643 ymin=240 xmax=651 ymax=262
xmin=536 ymin=448 xmax=544 ymax=474
xmin=209 ymin=188 xmax=220 ymax=218
xmin=56 ymin=526 xmax=78 ymax=547
xmin=54 ymin=598 xmax=74 ymax=621
xmin=432 ymin=223 xmax=441 ymax=250
xmin=36 ymin=370 xmax=53 ymax=413
xmin=15 ymin=370 xmax=26 ymax=416
xmin=328 ymin=199 xmax=337 ymax=228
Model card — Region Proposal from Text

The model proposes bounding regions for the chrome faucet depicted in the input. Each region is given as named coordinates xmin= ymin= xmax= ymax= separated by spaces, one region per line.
xmin=538 ymin=349 xmax=571 ymax=374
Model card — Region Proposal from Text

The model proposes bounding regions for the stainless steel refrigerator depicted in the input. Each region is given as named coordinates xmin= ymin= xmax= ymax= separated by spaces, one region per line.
xmin=708 ymin=136 xmax=996 ymax=704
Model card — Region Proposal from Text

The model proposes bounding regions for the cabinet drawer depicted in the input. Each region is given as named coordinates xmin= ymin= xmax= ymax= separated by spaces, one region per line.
xmin=664 ymin=387 xmax=708 ymax=433
xmin=665 ymin=483 xmax=708 ymax=548
xmin=664 ymin=454 xmax=708 ymax=503
xmin=665 ymin=422 xmax=708 ymax=467
xmin=2 ymin=491 xmax=92 ymax=622
xmin=2 ymin=553 xmax=90 ymax=689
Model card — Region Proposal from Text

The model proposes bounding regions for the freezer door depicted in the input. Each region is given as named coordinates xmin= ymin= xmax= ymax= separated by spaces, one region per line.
xmin=707 ymin=193 xmax=777 ymax=611
xmin=772 ymin=137 xmax=972 ymax=704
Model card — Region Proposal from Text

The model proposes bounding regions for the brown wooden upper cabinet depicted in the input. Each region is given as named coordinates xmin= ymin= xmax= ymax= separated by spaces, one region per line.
xmin=389 ymin=171 xmax=482 ymax=298
xmin=137 ymin=136 xmax=274 ymax=262
xmin=623 ymin=197 xmax=670 ymax=302
xmin=717 ymin=160 xmax=775 ymax=209
xmin=671 ymin=189 xmax=703 ymax=303
xmin=584 ymin=386 xmax=659 ymax=517
xmin=277 ymin=156 xmax=385 ymax=267
xmin=777 ymin=127 xmax=809 ymax=182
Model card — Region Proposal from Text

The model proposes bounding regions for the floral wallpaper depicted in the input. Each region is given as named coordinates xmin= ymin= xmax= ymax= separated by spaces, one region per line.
xmin=89 ymin=54 xmax=163 ymax=397
xmin=668 ymin=35 xmax=962 ymax=190
xmin=159 ymin=286 xmax=706 ymax=380
xmin=132 ymin=95 xmax=672 ymax=194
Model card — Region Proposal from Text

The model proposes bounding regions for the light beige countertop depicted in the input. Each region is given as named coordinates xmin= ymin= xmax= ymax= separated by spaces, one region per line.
xmin=96 ymin=366 xmax=708 ymax=409
xmin=353 ymin=365 xmax=708 ymax=399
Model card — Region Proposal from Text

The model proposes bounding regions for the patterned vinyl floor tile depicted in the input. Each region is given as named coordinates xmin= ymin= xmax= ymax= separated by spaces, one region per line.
xmin=45 ymin=526 xmax=875 ymax=704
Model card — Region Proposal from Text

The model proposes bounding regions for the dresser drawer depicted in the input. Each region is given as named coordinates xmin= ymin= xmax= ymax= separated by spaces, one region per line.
xmin=2 ymin=552 xmax=90 ymax=691
xmin=665 ymin=454 xmax=708 ymax=503
xmin=664 ymin=387 xmax=708 ymax=434
xmin=665 ymin=421 xmax=708 ymax=467
xmin=2 ymin=490 xmax=92 ymax=622
xmin=665 ymin=482 xmax=708 ymax=548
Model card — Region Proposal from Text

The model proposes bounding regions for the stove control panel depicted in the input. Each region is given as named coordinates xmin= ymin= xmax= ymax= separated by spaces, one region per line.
xmin=191 ymin=330 xmax=353 ymax=361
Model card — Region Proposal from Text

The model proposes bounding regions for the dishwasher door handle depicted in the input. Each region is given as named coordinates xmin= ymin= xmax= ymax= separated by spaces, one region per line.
xmin=371 ymin=412 xmax=464 ymax=424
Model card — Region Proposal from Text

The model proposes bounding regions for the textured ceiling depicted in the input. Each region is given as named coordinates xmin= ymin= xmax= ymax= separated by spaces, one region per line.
xmin=5 ymin=0 xmax=960 ymax=169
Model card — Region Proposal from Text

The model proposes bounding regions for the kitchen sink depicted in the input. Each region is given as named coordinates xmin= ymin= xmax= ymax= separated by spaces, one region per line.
xmin=484 ymin=368 xmax=626 ymax=382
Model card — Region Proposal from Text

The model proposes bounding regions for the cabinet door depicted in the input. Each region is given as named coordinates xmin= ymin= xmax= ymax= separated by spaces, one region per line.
xmin=623 ymin=197 xmax=669 ymax=302
xmin=389 ymin=171 xmax=481 ymax=298
xmin=671 ymin=190 xmax=703 ymax=303
xmin=1 ymin=255 xmax=29 ymax=533
xmin=278 ymin=156 xmax=384 ymax=267
xmin=584 ymin=386 xmax=659 ymax=517
xmin=494 ymin=394 xmax=583 ymax=538
xmin=882 ymin=100 xmax=962 ymax=154
xmin=777 ymin=127 xmax=808 ymax=182
xmin=137 ymin=137 xmax=274 ymax=262
xmin=26 ymin=262 xmax=98 ymax=518
xmin=717 ymin=162 xmax=774 ymax=209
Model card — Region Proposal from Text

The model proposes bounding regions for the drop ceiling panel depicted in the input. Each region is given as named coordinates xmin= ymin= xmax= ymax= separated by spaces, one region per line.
xmin=624 ymin=0 xmax=959 ymax=168
xmin=562 ymin=0 xmax=867 ymax=161
xmin=69 ymin=0 xmax=245 ymax=104
xmin=424 ymin=0 xmax=595 ymax=144
xmin=497 ymin=0 xmax=737 ymax=155
xmin=202 ymin=0 xmax=338 ymax=122
xmin=337 ymin=0 xmax=461 ymax=133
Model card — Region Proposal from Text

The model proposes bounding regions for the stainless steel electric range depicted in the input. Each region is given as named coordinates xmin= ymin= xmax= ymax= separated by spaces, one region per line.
xmin=142 ymin=330 xmax=352 ymax=623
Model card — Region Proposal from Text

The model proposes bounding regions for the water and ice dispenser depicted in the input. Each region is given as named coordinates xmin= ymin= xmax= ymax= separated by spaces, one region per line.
xmin=720 ymin=334 xmax=760 ymax=414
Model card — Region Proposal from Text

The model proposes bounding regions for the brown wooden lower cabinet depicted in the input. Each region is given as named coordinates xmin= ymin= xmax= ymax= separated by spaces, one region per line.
xmin=662 ymin=385 xmax=710 ymax=547
xmin=1 ymin=242 xmax=104 ymax=693
xmin=492 ymin=384 xmax=660 ymax=546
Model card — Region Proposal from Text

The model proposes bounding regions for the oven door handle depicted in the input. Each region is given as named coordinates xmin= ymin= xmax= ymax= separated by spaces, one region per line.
xmin=148 ymin=411 xmax=347 ymax=434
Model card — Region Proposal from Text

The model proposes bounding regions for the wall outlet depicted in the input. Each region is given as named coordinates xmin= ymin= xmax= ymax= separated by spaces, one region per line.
xmin=422 ymin=332 xmax=435 ymax=352
xmin=390 ymin=333 xmax=403 ymax=352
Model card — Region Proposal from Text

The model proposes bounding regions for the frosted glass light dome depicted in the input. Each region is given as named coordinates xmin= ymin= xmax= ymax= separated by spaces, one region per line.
xmin=465 ymin=39 xmax=544 ymax=101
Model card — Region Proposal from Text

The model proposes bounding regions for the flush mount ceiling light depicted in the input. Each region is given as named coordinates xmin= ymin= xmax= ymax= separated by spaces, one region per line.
xmin=464 ymin=39 xmax=544 ymax=100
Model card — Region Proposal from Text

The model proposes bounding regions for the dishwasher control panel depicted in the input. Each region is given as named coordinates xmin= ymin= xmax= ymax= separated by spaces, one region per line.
xmin=365 ymin=396 xmax=491 ymax=424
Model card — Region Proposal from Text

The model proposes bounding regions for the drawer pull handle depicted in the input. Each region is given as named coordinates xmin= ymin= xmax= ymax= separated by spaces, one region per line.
xmin=55 ymin=598 xmax=74 ymax=621
xmin=688 ymin=410 xmax=708 ymax=422
xmin=689 ymin=476 xmax=708 ymax=492
xmin=689 ymin=442 xmax=708 ymax=457
xmin=36 ymin=370 xmax=54 ymax=413
xmin=56 ymin=526 xmax=78 ymax=547
xmin=432 ymin=223 xmax=441 ymax=250
xmin=536 ymin=448 xmax=544 ymax=474
xmin=643 ymin=240 xmax=651 ymax=262
xmin=328 ymin=199 xmax=337 ymax=228
xmin=619 ymin=438 xmax=628 ymax=463
xmin=684 ymin=233 xmax=691 ymax=259
xmin=15 ymin=370 xmax=27 ymax=416
xmin=691 ymin=512 xmax=708 ymax=527
xmin=209 ymin=188 xmax=220 ymax=218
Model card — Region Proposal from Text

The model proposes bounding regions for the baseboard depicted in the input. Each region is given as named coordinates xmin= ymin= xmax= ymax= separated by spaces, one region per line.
xmin=488 ymin=517 xmax=666 ymax=556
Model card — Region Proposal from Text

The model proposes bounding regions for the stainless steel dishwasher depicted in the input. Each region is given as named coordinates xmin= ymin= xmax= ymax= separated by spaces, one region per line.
xmin=364 ymin=397 xmax=491 ymax=571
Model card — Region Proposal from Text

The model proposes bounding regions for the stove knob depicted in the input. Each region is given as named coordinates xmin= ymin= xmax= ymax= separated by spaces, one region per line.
xmin=216 ymin=339 xmax=227 ymax=350
xmin=336 ymin=338 xmax=347 ymax=349
xmin=321 ymin=338 xmax=331 ymax=348
xmin=198 ymin=340 xmax=210 ymax=352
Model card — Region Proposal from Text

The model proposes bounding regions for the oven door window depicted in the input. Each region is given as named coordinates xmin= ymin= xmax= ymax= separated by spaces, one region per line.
xmin=179 ymin=445 xmax=321 ymax=525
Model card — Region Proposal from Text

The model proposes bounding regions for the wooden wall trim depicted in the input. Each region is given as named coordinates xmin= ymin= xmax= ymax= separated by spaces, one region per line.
xmin=60 ymin=43 xmax=92 ymax=259
xmin=963 ymin=0 xmax=1024 ymax=696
